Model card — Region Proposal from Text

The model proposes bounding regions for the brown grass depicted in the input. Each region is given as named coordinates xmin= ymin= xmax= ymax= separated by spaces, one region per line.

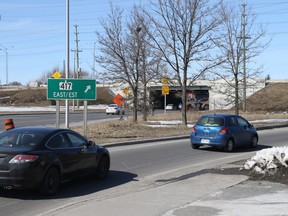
xmin=72 ymin=110 xmax=288 ymax=145
xmin=74 ymin=118 xmax=191 ymax=145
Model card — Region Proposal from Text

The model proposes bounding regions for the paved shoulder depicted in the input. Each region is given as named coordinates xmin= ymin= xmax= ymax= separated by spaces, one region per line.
xmin=43 ymin=173 xmax=248 ymax=216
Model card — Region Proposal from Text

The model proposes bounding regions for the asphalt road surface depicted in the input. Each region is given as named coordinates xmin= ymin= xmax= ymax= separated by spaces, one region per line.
xmin=0 ymin=112 xmax=123 ymax=131
xmin=0 ymin=127 xmax=287 ymax=216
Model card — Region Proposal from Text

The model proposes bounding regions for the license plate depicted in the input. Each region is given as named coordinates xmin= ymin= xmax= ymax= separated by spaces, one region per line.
xmin=201 ymin=139 xmax=210 ymax=144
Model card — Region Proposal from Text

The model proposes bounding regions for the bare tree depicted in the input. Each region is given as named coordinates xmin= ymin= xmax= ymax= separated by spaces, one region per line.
xmin=96 ymin=5 xmax=163 ymax=123
xmin=211 ymin=2 xmax=270 ymax=115
xmin=140 ymin=0 xmax=224 ymax=125
xmin=95 ymin=5 xmax=139 ymax=122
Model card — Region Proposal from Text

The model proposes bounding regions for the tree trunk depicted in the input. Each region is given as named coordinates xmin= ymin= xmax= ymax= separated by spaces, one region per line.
xmin=133 ymin=88 xmax=138 ymax=123
xmin=142 ymin=83 xmax=147 ymax=121
xmin=181 ymin=85 xmax=187 ymax=125
xmin=235 ymin=76 xmax=240 ymax=115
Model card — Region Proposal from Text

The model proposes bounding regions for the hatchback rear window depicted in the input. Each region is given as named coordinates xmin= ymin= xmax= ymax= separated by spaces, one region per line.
xmin=197 ymin=117 xmax=224 ymax=127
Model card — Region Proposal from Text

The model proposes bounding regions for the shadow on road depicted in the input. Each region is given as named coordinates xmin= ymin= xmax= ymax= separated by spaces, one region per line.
xmin=197 ymin=143 xmax=272 ymax=153
xmin=0 ymin=170 xmax=137 ymax=199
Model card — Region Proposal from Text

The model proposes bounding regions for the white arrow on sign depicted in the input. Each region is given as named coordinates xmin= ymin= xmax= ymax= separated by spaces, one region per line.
xmin=84 ymin=85 xmax=91 ymax=93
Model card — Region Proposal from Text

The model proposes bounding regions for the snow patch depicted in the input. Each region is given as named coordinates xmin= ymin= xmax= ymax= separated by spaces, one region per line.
xmin=244 ymin=147 xmax=288 ymax=174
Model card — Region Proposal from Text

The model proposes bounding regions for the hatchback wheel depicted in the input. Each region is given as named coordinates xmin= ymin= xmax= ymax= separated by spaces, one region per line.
xmin=96 ymin=156 xmax=110 ymax=179
xmin=224 ymin=139 xmax=234 ymax=152
xmin=40 ymin=167 xmax=60 ymax=196
xmin=250 ymin=135 xmax=258 ymax=148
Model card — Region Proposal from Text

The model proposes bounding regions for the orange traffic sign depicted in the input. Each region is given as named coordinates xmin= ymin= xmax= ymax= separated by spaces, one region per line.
xmin=113 ymin=93 xmax=125 ymax=106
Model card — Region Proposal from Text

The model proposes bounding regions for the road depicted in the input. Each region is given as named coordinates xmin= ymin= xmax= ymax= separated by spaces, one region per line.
xmin=0 ymin=109 xmax=165 ymax=130
xmin=0 ymin=112 xmax=123 ymax=131
xmin=0 ymin=127 xmax=287 ymax=216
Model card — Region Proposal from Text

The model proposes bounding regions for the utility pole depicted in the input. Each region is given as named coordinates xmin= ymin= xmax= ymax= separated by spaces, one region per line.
xmin=0 ymin=45 xmax=13 ymax=86
xmin=72 ymin=24 xmax=82 ymax=79
xmin=241 ymin=1 xmax=248 ymax=112
xmin=72 ymin=24 xmax=82 ymax=108
xmin=93 ymin=42 xmax=96 ymax=79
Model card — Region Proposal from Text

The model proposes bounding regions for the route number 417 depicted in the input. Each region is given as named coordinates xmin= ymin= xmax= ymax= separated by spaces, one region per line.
xmin=59 ymin=81 xmax=72 ymax=90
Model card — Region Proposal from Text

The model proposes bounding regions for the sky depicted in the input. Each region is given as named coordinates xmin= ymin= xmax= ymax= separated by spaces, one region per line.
xmin=0 ymin=0 xmax=288 ymax=85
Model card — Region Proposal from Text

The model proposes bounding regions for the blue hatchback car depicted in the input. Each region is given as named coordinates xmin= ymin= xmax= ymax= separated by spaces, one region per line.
xmin=190 ymin=114 xmax=258 ymax=152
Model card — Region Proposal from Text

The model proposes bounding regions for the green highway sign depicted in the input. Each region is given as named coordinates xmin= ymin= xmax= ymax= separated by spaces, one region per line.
xmin=47 ymin=78 xmax=96 ymax=100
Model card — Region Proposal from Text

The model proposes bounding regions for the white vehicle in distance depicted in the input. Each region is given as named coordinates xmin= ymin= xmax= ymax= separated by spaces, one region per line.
xmin=106 ymin=104 xmax=125 ymax=115
xmin=166 ymin=104 xmax=174 ymax=111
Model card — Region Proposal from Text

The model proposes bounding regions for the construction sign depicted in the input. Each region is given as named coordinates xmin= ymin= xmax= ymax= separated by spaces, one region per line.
xmin=113 ymin=93 xmax=125 ymax=106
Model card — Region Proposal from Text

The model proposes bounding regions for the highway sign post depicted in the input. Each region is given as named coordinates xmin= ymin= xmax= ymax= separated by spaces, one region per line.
xmin=47 ymin=78 xmax=96 ymax=137
xmin=162 ymin=85 xmax=169 ymax=114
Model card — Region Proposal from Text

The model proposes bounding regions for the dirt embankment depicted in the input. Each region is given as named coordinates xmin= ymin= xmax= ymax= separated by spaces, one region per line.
xmin=247 ymin=83 xmax=288 ymax=112
xmin=0 ymin=87 xmax=114 ymax=106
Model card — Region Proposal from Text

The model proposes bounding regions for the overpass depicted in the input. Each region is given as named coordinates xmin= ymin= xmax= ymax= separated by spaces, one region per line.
xmin=148 ymin=85 xmax=211 ymax=110
xmin=96 ymin=78 xmax=267 ymax=110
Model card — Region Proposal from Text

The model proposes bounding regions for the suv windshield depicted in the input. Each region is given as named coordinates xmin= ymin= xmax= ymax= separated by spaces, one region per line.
xmin=197 ymin=116 xmax=224 ymax=127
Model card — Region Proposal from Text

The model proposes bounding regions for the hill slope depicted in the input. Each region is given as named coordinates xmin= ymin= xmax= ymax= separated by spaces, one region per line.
xmin=0 ymin=87 xmax=114 ymax=106
xmin=247 ymin=83 xmax=288 ymax=112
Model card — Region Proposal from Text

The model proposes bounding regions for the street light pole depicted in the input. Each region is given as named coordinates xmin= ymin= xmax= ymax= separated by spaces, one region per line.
xmin=0 ymin=45 xmax=13 ymax=86
xmin=65 ymin=0 xmax=70 ymax=128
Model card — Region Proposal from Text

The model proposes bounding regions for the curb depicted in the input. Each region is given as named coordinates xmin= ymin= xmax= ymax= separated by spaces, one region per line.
xmin=104 ymin=135 xmax=190 ymax=148
xmin=255 ymin=124 xmax=288 ymax=131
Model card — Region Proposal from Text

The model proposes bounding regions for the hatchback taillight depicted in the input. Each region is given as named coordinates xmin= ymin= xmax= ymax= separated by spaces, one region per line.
xmin=219 ymin=127 xmax=228 ymax=135
xmin=9 ymin=155 xmax=39 ymax=164
xmin=191 ymin=125 xmax=196 ymax=133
